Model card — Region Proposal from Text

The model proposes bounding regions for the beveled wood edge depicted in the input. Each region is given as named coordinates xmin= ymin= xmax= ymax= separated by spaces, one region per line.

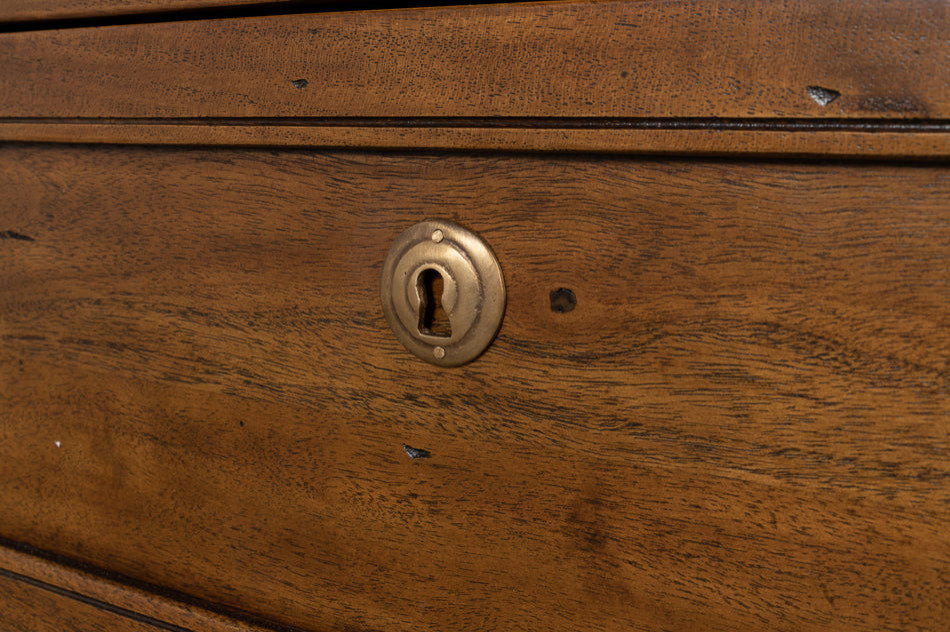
xmin=0 ymin=540 xmax=298 ymax=632
xmin=0 ymin=0 xmax=293 ymax=24
xmin=1 ymin=122 xmax=948 ymax=158
xmin=0 ymin=0 xmax=518 ymax=26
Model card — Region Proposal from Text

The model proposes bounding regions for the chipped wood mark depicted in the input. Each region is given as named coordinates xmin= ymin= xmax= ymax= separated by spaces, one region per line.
xmin=0 ymin=230 xmax=34 ymax=241
xmin=807 ymin=86 xmax=840 ymax=107
xmin=403 ymin=444 xmax=431 ymax=460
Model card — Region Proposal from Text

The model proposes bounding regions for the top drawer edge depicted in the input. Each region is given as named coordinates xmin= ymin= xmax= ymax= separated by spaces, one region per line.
xmin=0 ymin=0 xmax=285 ymax=24
xmin=0 ymin=0 xmax=947 ymax=121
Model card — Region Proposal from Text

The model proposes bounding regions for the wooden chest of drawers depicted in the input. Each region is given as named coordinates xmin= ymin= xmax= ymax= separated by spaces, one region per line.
xmin=1 ymin=1 xmax=947 ymax=630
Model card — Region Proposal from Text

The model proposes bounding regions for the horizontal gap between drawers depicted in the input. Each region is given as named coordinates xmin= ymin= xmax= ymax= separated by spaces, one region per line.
xmin=0 ymin=536 xmax=309 ymax=632
xmin=0 ymin=566 xmax=195 ymax=632
xmin=1 ymin=118 xmax=948 ymax=159
xmin=3 ymin=117 xmax=949 ymax=133
xmin=0 ymin=0 xmax=516 ymax=32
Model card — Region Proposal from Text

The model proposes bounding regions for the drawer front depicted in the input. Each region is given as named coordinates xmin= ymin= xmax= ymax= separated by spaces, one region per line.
xmin=1 ymin=144 xmax=947 ymax=631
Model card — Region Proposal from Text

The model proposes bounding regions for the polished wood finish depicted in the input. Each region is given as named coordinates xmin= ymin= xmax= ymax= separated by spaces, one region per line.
xmin=1 ymin=120 xmax=948 ymax=158
xmin=1 ymin=0 xmax=947 ymax=628
xmin=0 ymin=0 xmax=946 ymax=120
xmin=1 ymin=144 xmax=947 ymax=631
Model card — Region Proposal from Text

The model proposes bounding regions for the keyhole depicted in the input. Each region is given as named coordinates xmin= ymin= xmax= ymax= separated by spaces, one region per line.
xmin=417 ymin=268 xmax=452 ymax=338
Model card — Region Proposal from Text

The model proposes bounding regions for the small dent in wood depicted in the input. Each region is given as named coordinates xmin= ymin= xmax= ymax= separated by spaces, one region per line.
xmin=290 ymin=78 xmax=309 ymax=89
xmin=0 ymin=230 xmax=34 ymax=241
xmin=806 ymin=86 xmax=840 ymax=107
xmin=550 ymin=288 xmax=577 ymax=313
xmin=403 ymin=444 xmax=431 ymax=460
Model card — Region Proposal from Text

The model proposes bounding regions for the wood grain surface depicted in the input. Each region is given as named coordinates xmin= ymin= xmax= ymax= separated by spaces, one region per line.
xmin=1 ymin=143 xmax=947 ymax=631
xmin=0 ymin=120 xmax=948 ymax=159
xmin=0 ymin=0 xmax=946 ymax=120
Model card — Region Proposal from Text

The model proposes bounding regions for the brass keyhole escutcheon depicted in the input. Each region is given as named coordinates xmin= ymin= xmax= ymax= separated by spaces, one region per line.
xmin=380 ymin=220 xmax=505 ymax=367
